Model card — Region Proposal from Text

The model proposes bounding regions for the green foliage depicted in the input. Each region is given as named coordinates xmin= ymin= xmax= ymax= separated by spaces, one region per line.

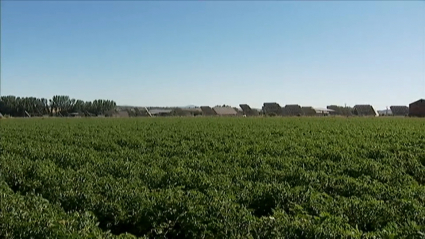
xmin=1 ymin=117 xmax=425 ymax=238
xmin=0 ymin=95 xmax=116 ymax=117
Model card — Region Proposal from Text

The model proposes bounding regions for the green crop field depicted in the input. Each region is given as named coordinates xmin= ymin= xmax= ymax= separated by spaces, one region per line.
xmin=1 ymin=117 xmax=425 ymax=238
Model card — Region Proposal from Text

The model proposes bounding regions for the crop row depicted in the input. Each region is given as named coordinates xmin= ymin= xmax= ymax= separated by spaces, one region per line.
xmin=1 ymin=118 xmax=425 ymax=238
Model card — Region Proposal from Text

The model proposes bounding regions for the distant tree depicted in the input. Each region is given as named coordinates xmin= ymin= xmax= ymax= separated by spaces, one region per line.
xmin=0 ymin=95 xmax=117 ymax=117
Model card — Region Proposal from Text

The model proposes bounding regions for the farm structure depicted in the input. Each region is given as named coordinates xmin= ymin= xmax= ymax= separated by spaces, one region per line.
xmin=239 ymin=104 xmax=259 ymax=116
xmin=282 ymin=105 xmax=303 ymax=116
xmin=262 ymin=102 xmax=282 ymax=116
xmin=179 ymin=108 xmax=203 ymax=116
xmin=390 ymin=106 xmax=409 ymax=116
xmin=353 ymin=105 xmax=377 ymax=116
xmin=212 ymin=106 xmax=238 ymax=116
xmin=409 ymin=99 xmax=425 ymax=117
xmin=301 ymin=107 xmax=316 ymax=116
xmin=314 ymin=108 xmax=334 ymax=116
xmin=24 ymin=99 xmax=423 ymax=118
xmin=149 ymin=109 xmax=174 ymax=117
xmin=200 ymin=106 xmax=217 ymax=116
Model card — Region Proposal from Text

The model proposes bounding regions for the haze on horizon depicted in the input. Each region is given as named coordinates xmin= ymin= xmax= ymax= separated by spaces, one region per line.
xmin=1 ymin=1 xmax=424 ymax=110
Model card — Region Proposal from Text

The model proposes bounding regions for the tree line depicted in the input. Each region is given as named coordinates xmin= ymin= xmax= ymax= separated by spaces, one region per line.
xmin=0 ymin=95 xmax=116 ymax=117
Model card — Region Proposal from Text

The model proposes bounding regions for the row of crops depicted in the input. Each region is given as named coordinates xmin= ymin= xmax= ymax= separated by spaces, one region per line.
xmin=1 ymin=117 xmax=425 ymax=238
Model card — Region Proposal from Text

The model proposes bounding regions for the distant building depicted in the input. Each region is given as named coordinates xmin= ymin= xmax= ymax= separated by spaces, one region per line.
xmin=149 ymin=109 xmax=173 ymax=117
xmin=239 ymin=104 xmax=259 ymax=116
xmin=390 ymin=106 xmax=408 ymax=116
xmin=233 ymin=107 xmax=244 ymax=116
xmin=212 ymin=106 xmax=237 ymax=116
xmin=301 ymin=107 xmax=316 ymax=116
xmin=180 ymin=108 xmax=202 ymax=116
xmin=313 ymin=107 xmax=334 ymax=116
xmin=200 ymin=106 xmax=217 ymax=116
xmin=409 ymin=99 xmax=425 ymax=117
xmin=262 ymin=102 xmax=282 ymax=116
xmin=353 ymin=105 xmax=378 ymax=116
xmin=282 ymin=104 xmax=303 ymax=116
xmin=113 ymin=110 xmax=129 ymax=118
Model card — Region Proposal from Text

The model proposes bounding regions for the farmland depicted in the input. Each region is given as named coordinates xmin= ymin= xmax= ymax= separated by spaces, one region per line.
xmin=1 ymin=117 xmax=425 ymax=238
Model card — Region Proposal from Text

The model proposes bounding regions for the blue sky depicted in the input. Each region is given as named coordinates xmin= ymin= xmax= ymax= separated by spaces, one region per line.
xmin=1 ymin=1 xmax=424 ymax=109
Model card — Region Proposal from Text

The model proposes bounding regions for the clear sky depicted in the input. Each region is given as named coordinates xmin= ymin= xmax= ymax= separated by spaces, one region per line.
xmin=1 ymin=1 xmax=424 ymax=109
